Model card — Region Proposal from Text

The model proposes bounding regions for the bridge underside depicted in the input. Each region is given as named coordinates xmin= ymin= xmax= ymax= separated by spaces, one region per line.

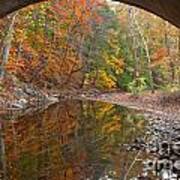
xmin=0 ymin=0 xmax=180 ymax=28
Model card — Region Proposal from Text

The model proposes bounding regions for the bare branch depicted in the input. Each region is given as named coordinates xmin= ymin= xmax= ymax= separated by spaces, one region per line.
xmin=115 ymin=0 xmax=180 ymax=28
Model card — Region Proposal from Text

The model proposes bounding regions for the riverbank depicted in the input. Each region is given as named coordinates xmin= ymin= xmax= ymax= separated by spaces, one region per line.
xmin=73 ymin=90 xmax=180 ymax=118
xmin=0 ymin=76 xmax=59 ymax=119
xmin=0 ymin=78 xmax=179 ymax=120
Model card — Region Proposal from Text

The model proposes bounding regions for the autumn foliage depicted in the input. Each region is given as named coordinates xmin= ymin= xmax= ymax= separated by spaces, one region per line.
xmin=0 ymin=0 xmax=179 ymax=93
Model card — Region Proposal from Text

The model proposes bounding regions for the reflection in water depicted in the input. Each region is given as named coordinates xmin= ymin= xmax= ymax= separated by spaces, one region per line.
xmin=0 ymin=100 xmax=146 ymax=180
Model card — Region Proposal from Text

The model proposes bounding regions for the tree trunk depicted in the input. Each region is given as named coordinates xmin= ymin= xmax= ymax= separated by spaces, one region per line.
xmin=130 ymin=9 xmax=154 ymax=93
xmin=178 ymin=30 xmax=180 ymax=85
xmin=0 ymin=13 xmax=18 ymax=78
xmin=116 ymin=0 xmax=180 ymax=28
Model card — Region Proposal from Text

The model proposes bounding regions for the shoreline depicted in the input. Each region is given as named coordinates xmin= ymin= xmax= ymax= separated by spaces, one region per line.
xmin=0 ymin=88 xmax=179 ymax=120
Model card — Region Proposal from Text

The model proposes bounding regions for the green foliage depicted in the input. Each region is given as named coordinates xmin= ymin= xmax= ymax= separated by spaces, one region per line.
xmin=82 ymin=5 xmax=125 ymax=89
xmin=128 ymin=77 xmax=148 ymax=94
xmin=0 ymin=0 xmax=179 ymax=92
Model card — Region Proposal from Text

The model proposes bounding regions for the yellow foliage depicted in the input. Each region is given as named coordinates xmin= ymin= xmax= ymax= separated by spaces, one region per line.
xmin=102 ymin=120 xmax=121 ymax=134
xmin=98 ymin=70 xmax=116 ymax=89
xmin=96 ymin=103 xmax=114 ymax=118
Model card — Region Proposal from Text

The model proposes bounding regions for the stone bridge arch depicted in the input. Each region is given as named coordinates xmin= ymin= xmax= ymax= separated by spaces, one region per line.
xmin=0 ymin=0 xmax=180 ymax=28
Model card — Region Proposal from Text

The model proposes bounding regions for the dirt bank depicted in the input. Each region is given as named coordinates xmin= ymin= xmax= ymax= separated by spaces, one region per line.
xmin=0 ymin=83 xmax=179 ymax=120
xmin=73 ymin=90 xmax=180 ymax=118
xmin=0 ymin=76 xmax=59 ymax=120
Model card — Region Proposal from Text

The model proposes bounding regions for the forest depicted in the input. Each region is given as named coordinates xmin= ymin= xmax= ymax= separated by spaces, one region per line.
xmin=0 ymin=0 xmax=179 ymax=110
xmin=0 ymin=0 xmax=180 ymax=179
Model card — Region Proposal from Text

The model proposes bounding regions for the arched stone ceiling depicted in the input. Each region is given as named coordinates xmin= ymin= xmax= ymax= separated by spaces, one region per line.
xmin=0 ymin=0 xmax=45 ymax=18
xmin=0 ymin=0 xmax=179 ymax=28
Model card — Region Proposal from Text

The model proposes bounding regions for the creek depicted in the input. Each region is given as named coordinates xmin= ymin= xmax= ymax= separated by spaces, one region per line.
xmin=0 ymin=99 xmax=179 ymax=179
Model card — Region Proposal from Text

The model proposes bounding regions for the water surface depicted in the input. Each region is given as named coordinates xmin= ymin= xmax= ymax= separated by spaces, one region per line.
xmin=0 ymin=99 xmax=147 ymax=180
